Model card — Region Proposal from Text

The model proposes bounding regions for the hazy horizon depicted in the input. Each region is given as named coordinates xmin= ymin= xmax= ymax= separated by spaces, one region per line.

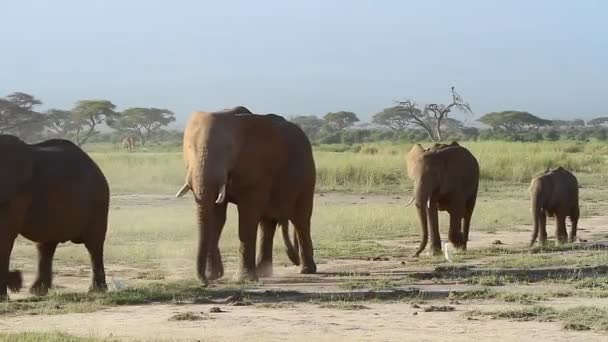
xmin=2 ymin=0 xmax=607 ymax=126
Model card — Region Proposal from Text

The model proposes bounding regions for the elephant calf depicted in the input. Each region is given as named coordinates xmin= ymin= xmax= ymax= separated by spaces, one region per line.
xmin=0 ymin=135 xmax=110 ymax=299
xmin=529 ymin=167 xmax=580 ymax=246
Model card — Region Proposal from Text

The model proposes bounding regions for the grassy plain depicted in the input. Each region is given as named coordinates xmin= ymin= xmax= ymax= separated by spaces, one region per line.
xmin=4 ymin=140 xmax=608 ymax=340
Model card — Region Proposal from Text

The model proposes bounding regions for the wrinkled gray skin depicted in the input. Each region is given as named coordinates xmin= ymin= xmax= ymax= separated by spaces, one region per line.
xmin=529 ymin=167 xmax=580 ymax=246
xmin=176 ymin=107 xmax=316 ymax=284
xmin=0 ymin=136 xmax=109 ymax=300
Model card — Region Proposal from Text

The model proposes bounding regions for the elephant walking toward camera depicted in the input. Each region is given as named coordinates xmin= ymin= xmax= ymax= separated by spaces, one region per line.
xmin=0 ymin=135 xmax=109 ymax=299
xmin=176 ymin=107 xmax=316 ymax=284
xmin=406 ymin=142 xmax=479 ymax=256
xmin=529 ymin=167 xmax=579 ymax=246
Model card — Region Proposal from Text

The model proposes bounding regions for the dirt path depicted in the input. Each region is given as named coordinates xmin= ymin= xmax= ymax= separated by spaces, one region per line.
xmin=2 ymin=299 xmax=607 ymax=341
xmin=5 ymin=193 xmax=608 ymax=341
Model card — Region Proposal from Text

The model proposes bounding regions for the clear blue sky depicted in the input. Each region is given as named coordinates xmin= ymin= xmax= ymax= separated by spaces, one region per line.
xmin=2 ymin=0 xmax=607 ymax=126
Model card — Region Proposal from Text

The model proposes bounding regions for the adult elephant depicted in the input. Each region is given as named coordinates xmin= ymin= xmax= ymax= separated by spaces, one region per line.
xmin=0 ymin=135 xmax=109 ymax=299
xmin=405 ymin=142 xmax=479 ymax=256
xmin=529 ymin=167 xmax=579 ymax=246
xmin=175 ymin=108 xmax=316 ymax=284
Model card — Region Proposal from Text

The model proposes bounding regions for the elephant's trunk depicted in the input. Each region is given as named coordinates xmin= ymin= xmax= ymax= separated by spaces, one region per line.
xmin=413 ymin=180 xmax=430 ymax=257
xmin=280 ymin=220 xmax=300 ymax=266
xmin=190 ymin=148 xmax=226 ymax=284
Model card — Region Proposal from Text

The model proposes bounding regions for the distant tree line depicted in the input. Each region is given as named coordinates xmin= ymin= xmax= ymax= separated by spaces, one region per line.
xmin=0 ymin=92 xmax=176 ymax=146
xmin=3 ymin=90 xmax=608 ymax=148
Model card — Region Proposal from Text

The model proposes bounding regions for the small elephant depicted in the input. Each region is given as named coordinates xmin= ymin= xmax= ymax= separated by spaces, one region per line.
xmin=405 ymin=142 xmax=479 ymax=256
xmin=176 ymin=107 xmax=316 ymax=284
xmin=529 ymin=167 xmax=579 ymax=246
xmin=122 ymin=136 xmax=135 ymax=151
xmin=0 ymin=135 xmax=110 ymax=299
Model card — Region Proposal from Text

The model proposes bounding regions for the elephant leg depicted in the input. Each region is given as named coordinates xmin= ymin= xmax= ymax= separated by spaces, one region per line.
xmin=292 ymin=215 xmax=316 ymax=274
xmin=462 ymin=195 xmax=477 ymax=250
xmin=0 ymin=233 xmax=18 ymax=300
xmin=234 ymin=203 xmax=261 ymax=282
xmin=84 ymin=239 xmax=107 ymax=292
xmin=427 ymin=201 xmax=442 ymax=256
xmin=538 ymin=212 xmax=548 ymax=246
xmin=206 ymin=202 xmax=227 ymax=281
xmin=30 ymin=242 xmax=58 ymax=296
xmin=555 ymin=214 xmax=568 ymax=245
xmin=569 ymin=206 xmax=580 ymax=243
xmin=448 ymin=209 xmax=465 ymax=250
xmin=256 ymin=218 xmax=277 ymax=278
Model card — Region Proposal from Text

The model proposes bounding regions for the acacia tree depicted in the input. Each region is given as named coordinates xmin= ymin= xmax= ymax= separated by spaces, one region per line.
xmin=477 ymin=111 xmax=551 ymax=136
xmin=587 ymin=117 xmax=608 ymax=127
xmin=68 ymin=100 xmax=117 ymax=146
xmin=393 ymin=87 xmax=472 ymax=141
xmin=323 ymin=111 xmax=359 ymax=131
xmin=372 ymin=106 xmax=417 ymax=131
xmin=0 ymin=92 xmax=45 ymax=134
xmin=290 ymin=115 xmax=325 ymax=140
xmin=112 ymin=107 xmax=175 ymax=146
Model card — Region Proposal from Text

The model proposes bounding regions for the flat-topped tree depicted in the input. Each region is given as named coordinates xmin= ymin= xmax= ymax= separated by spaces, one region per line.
xmin=112 ymin=107 xmax=175 ymax=146
xmin=478 ymin=111 xmax=552 ymax=137
xmin=69 ymin=100 xmax=117 ymax=146
xmin=0 ymin=92 xmax=44 ymax=134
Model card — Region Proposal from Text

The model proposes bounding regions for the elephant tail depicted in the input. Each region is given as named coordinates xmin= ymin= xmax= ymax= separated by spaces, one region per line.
xmin=281 ymin=220 xmax=300 ymax=266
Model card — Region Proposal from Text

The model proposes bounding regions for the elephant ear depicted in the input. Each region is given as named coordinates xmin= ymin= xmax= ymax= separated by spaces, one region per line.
xmin=0 ymin=136 xmax=34 ymax=204
xmin=406 ymin=144 xmax=425 ymax=179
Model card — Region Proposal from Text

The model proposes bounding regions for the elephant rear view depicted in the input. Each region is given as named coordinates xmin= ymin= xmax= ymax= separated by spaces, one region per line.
xmin=529 ymin=167 xmax=579 ymax=246
xmin=0 ymin=135 xmax=109 ymax=299
xmin=406 ymin=143 xmax=479 ymax=256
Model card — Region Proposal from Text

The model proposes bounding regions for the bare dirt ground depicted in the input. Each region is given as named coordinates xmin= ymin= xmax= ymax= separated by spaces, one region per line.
xmin=3 ymin=193 xmax=608 ymax=341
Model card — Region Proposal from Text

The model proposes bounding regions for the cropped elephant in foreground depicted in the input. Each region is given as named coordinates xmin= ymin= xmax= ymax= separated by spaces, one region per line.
xmin=0 ymin=135 xmax=109 ymax=299
xmin=405 ymin=142 xmax=479 ymax=256
xmin=529 ymin=167 xmax=579 ymax=246
xmin=176 ymin=107 xmax=316 ymax=284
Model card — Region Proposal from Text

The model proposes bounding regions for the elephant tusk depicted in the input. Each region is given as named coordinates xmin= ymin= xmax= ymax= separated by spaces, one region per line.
xmin=215 ymin=183 xmax=226 ymax=204
xmin=404 ymin=196 xmax=415 ymax=207
xmin=175 ymin=183 xmax=191 ymax=197
xmin=443 ymin=242 xmax=452 ymax=263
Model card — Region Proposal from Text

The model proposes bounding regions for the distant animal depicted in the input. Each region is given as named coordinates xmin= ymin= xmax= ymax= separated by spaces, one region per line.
xmin=176 ymin=107 xmax=316 ymax=284
xmin=529 ymin=167 xmax=579 ymax=246
xmin=122 ymin=136 xmax=135 ymax=151
xmin=0 ymin=135 xmax=110 ymax=299
xmin=405 ymin=142 xmax=479 ymax=256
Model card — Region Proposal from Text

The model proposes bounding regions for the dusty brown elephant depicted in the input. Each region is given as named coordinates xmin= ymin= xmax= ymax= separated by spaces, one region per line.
xmin=0 ymin=135 xmax=109 ymax=299
xmin=529 ymin=167 xmax=579 ymax=246
xmin=405 ymin=143 xmax=479 ymax=256
xmin=175 ymin=108 xmax=316 ymax=284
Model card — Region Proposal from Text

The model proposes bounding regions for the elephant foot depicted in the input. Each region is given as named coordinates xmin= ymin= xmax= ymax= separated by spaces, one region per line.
xmin=256 ymin=262 xmax=273 ymax=278
xmin=206 ymin=269 xmax=224 ymax=281
xmin=7 ymin=270 xmax=23 ymax=293
xmin=233 ymin=269 xmax=258 ymax=283
xmin=206 ymin=252 xmax=224 ymax=281
xmin=300 ymin=262 xmax=317 ymax=274
xmin=429 ymin=247 xmax=442 ymax=257
xmin=88 ymin=281 xmax=108 ymax=293
xmin=30 ymin=280 xmax=51 ymax=296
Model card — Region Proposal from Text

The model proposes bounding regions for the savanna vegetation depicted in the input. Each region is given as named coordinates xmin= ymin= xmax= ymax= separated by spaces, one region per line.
xmin=4 ymin=90 xmax=608 ymax=340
